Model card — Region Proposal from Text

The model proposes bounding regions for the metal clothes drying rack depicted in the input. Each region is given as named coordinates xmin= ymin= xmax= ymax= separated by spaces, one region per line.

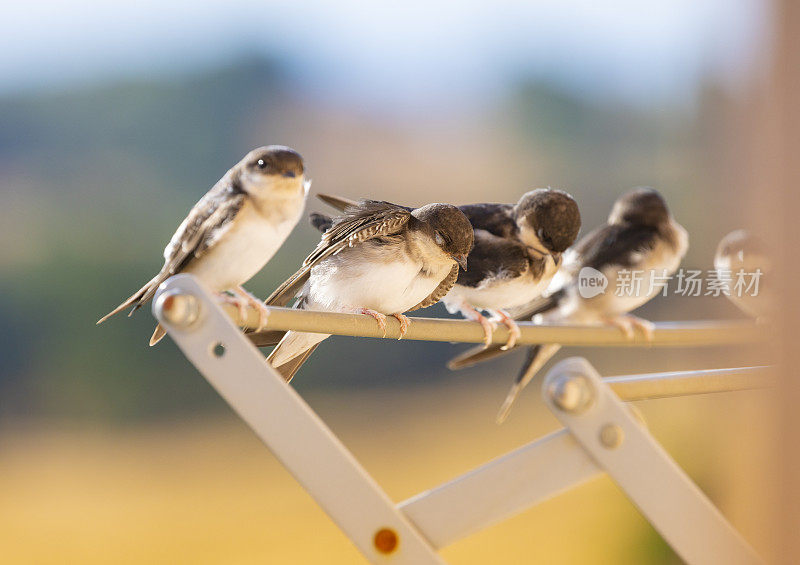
xmin=152 ymin=274 xmax=771 ymax=564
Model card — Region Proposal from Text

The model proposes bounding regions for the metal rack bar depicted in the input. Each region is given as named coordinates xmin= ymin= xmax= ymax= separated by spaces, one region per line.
xmin=228 ymin=302 xmax=763 ymax=347
xmin=153 ymin=275 xmax=443 ymax=564
xmin=607 ymin=366 xmax=773 ymax=401
xmin=153 ymin=275 xmax=768 ymax=564
xmin=395 ymin=368 xmax=771 ymax=550
xmin=399 ymin=429 xmax=602 ymax=549
xmin=543 ymin=358 xmax=763 ymax=565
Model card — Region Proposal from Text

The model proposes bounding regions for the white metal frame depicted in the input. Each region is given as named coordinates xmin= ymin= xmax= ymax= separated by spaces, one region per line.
xmin=152 ymin=274 xmax=768 ymax=564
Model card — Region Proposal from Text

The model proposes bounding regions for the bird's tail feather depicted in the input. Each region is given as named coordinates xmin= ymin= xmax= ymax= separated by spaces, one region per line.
xmin=317 ymin=193 xmax=359 ymax=212
xmin=270 ymin=343 xmax=321 ymax=382
xmin=248 ymin=330 xmax=288 ymax=347
xmin=448 ymin=292 xmax=566 ymax=371
xmin=496 ymin=343 xmax=561 ymax=424
xmin=448 ymin=342 xmax=516 ymax=370
xmin=149 ymin=323 xmax=167 ymax=346
xmin=267 ymin=330 xmax=329 ymax=380
xmin=96 ymin=272 xmax=164 ymax=325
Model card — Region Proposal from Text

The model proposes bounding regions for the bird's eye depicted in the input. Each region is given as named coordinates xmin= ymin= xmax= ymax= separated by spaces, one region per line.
xmin=256 ymin=158 xmax=267 ymax=170
xmin=435 ymin=231 xmax=445 ymax=246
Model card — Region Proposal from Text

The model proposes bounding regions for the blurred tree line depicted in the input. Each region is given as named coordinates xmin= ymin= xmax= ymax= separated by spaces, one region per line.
xmin=0 ymin=56 xmax=752 ymax=422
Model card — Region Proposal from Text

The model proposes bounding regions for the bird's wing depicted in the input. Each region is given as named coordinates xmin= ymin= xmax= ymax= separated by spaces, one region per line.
xmin=573 ymin=223 xmax=659 ymax=272
xmin=458 ymin=203 xmax=517 ymax=238
xmin=97 ymin=178 xmax=246 ymax=324
xmin=309 ymin=212 xmax=334 ymax=233
xmin=316 ymin=193 xmax=360 ymax=211
xmin=506 ymin=287 xmax=567 ymax=320
xmin=323 ymin=198 xmax=517 ymax=239
xmin=456 ymin=229 xmax=533 ymax=288
xmin=162 ymin=178 xmax=247 ymax=276
xmin=303 ymin=200 xmax=413 ymax=265
xmin=505 ymin=224 xmax=658 ymax=319
xmin=448 ymin=224 xmax=663 ymax=374
xmin=407 ymin=263 xmax=460 ymax=312
xmin=264 ymin=200 xmax=414 ymax=307
xmin=317 ymin=193 xmax=415 ymax=215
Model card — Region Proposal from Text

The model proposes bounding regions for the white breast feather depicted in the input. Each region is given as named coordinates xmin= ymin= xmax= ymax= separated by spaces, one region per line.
xmin=444 ymin=254 xmax=559 ymax=312
xmin=183 ymin=199 xmax=304 ymax=290
xmin=308 ymin=242 xmax=449 ymax=314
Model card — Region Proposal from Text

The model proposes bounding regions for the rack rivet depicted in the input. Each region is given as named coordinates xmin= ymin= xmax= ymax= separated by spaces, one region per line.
xmin=599 ymin=424 xmax=624 ymax=449
xmin=155 ymin=290 xmax=199 ymax=329
xmin=374 ymin=527 xmax=398 ymax=554
xmin=548 ymin=374 xmax=594 ymax=414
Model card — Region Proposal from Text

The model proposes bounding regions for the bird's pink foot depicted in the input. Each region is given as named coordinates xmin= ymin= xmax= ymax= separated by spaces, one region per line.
xmin=390 ymin=313 xmax=411 ymax=339
xmin=234 ymin=286 xmax=271 ymax=332
xmin=460 ymin=302 xmax=496 ymax=347
xmin=218 ymin=292 xmax=249 ymax=325
xmin=489 ymin=310 xmax=522 ymax=350
xmin=628 ymin=315 xmax=655 ymax=342
xmin=355 ymin=308 xmax=388 ymax=336
xmin=603 ymin=314 xmax=654 ymax=342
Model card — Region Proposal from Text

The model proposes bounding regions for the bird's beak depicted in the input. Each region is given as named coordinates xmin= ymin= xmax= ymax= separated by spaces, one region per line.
xmin=282 ymin=171 xmax=297 ymax=178
xmin=452 ymin=253 xmax=468 ymax=271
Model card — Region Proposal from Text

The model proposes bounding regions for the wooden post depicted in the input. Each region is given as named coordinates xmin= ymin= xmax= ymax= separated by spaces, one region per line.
xmin=762 ymin=0 xmax=800 ymax=561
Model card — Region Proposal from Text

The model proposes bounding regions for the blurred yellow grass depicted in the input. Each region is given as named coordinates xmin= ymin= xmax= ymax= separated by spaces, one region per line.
xmin=0 ymin=377 xmax=775 ymax=564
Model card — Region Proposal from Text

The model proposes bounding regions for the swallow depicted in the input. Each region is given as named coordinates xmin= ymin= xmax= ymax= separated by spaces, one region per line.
xmin=441 ymin=189 xmax=581 ymax=350
xmin=714 ymin=230 xmax=772 ymax=319
xmin=97 ymin=145 xmax=310 ymax=345
xmin=314 ymin=190 xmax=581 ymax=350
xmin=255 ymin=199 xmax=473 ymax=382
xmin=449 ymin=187 xmax=688 ymax=423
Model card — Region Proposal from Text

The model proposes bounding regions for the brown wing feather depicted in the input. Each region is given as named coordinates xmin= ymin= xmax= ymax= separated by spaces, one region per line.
xmin=408 ymin=263 xmax=460 ymax=312
xmin=98 ymin=177 xmax=246 ymax=324
xmin=263 ymin=269 xmax=312 ymax=307
xmin=250 ymin=201 xmax=413 ymax=346
xmin=162 ymin=179 xmax=246 ymax=276
xmin=316 ymin=193 xmax=359 ymax=212
xmin=264 ymin=201 xmax=413 ymax=308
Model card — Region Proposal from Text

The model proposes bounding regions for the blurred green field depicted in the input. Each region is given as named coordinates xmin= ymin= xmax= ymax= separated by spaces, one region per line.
xmin=1 ymin=377 xmax=775 ymax=564
xmin=0 ymin=57 xmax=760 ymax=421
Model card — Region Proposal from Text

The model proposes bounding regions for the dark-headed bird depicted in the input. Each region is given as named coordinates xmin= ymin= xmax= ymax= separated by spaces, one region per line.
xmin=449 ymin=187 xmax=688 ymax=423
xmin=314 ymin=189 xmax=581 ymax=350
xmin=260 ymin=199 xmax=474 ymax=382
xmin=440 ymin=189 xmax=581 ymax=349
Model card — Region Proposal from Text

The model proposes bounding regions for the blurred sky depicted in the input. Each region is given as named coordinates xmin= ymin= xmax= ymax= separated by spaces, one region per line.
xmin=2 ymin=0 xmax=768 ymax=113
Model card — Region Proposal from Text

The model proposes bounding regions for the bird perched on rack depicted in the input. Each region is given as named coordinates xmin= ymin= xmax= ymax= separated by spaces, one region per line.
xmin=440 ymin=189 xmax=581 ymax=349
xmin=97 ymin=145 xmax=310 ymax=345
xmin=714 ymin=230 xmax=772 ymax=320
xmin=449 ymin=187 xmax=688 ymax=423
xmin=313 ymin=189 xmax=581 ymax=350
xmin=255 ymin=199 xmax=473 ymax=382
